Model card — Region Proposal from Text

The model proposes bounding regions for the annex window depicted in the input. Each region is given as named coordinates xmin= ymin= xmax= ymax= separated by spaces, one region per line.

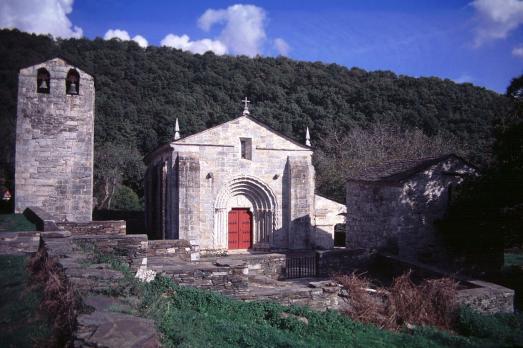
xmin=240 ymin=138 xmax=252 ymax=160
xmin=66 ymin=69 xmax=80 ymax=95
xmin=36 ymin=68 xmax=50 ymax=94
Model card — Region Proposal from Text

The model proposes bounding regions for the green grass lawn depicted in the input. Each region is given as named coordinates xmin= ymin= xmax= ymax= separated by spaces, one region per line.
xmin=0 ymin=255 xmax=51 ymax=347
xmin=0 ymin=214 xmax=36 ymax=232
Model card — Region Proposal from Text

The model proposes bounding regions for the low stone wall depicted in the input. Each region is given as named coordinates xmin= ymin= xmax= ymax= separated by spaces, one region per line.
xmin=147 ymin=239 xmax=200 ymax=261
xmin=237 ymin=253 xmax=287 ymax=280
xmin=57 ymin=220 xmax=126 ymax=236
xmin=373 ymin=253 xmax=514 ymax=313
xmin=0 ymin=231 xmax=40 ymax=255
xmin=37 ymin=229 xmax=160 ymax=346
xmin=149 ymin=260 xmax=249 ymax=294
xmin=23 ymin=206 xmax=126 ymax=236
xmin=458 ymin=280 xmax=515 ymax=314
xmin=316 ymin=248 xmax=371 ymax=277
xmin=236 ymin=281 xmax=341 ymax=311
xmin=23 ymin=206 xmax=59 ymax=231
xmin=72 ymin=234 xmax=147 ymax=271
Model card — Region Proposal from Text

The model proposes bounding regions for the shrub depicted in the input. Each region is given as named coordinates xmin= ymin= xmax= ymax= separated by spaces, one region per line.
xmin=111 ymin=185 xmax=142 ymax=211
xmin=336 ymin=271 xmax=458 ymax=331
xmin=27 ymin=247 xmax=80 ymax=346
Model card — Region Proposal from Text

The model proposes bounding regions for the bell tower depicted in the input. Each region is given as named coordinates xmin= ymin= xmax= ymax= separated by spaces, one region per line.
xmin=15 ymin=58 xmax=95 ymax=222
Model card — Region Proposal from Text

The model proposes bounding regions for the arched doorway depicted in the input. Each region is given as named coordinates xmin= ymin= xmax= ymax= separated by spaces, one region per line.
xmin=214 ymin=175 xmax=278 ymax=250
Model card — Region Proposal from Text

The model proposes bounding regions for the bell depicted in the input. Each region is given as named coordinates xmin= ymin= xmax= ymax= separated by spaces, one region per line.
xmin=39 ymin=79 xmax=48 ymax=89
xmin=68 ymin=82 xmax=77 ymax=94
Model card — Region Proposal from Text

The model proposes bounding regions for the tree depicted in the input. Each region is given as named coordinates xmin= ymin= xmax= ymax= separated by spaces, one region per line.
xmin=112 ymin=185 xmax=142 ymax=211
xmin=313 ymin=123 xmax=468 ymax=202
xmin=94 ymin=143 xmax=144 ymax=209
xmin=436 ymin=74 xmax=523 ymax=273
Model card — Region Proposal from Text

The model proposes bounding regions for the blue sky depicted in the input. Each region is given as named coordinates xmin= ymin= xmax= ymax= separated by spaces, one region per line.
xmin=1 ymin=0 xmax=522 ymax=93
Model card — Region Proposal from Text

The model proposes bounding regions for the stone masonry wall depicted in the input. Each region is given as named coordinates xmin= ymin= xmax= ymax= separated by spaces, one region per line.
xmin=15 ymin=58 xmax=94 ymax=222
xmin=313 ymin=194 xmax=346 ymax=249
xmin=177 ymin=152 xmax=200 ymax=242
xmin=346 ymin=157 xmax=477 ymax=265
xmin=146 ymin=116 xmax=315 ymax=251
xmin=56 ymin=221 xmax=127 ymax=236
xmin=287 ymin=156 xmax=315 ymax=249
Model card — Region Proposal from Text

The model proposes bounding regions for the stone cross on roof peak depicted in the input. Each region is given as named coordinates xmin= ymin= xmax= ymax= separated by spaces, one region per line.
xmin=242 ymin=97 xmax=251 ymax=115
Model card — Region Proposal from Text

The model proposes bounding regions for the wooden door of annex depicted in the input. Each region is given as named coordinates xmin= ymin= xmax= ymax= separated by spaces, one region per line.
xmin=228 ymin=208 xmax=252 ymax=249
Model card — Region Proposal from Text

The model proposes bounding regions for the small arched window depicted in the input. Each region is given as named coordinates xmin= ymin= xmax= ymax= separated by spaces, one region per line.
xmin=66 ymin=69 xmax=80 ymax=95
xmin=36 ymin=68 xmax=50 ymax=94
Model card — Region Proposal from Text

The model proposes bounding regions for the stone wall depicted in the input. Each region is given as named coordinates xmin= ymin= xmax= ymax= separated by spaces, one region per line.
xmin=286 ymin=156 xmax=315 ymax=249
xmin=57 ymin=221 xmax=126 ymax=236
xmin=15 ymin=58 xmax=94 ymax=222
xmin=346 ymin=157 xmax=477 ymax=266
xmin=316 ymin=248 xmax=371 ymax=277
xmin=147 ymin=239 xmax=200 ymax=261
xmin=176 ymin=152 xmax=200 ymax=242
xmin=372 ymin=253 xmax=514 ymax=313
xmin=0 ymin=231 xmax=40 ymax=255
xmin=313 ymin=195 xmax=346 ymax=249
xmin=72 ymin=234 xmax=147 ymax=271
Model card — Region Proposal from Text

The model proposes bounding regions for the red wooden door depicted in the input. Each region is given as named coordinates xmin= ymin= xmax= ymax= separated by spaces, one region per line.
xmin=228 ymin=209 xmax=252 ymax=249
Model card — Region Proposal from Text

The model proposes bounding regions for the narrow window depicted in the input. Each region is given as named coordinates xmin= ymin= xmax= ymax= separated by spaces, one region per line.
xmin=36 ymin=68 xmax=50 ymax=94
xmin=240 ymin=138 xmax=252 ymax=160
xmin=66 ymin=69 xmax=80 ymax=95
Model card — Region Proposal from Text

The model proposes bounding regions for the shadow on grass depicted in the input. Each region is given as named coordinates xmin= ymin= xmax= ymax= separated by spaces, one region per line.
xmin=0 ymin=214 xmax=36 ymax=232
xmin=0 ymin=255 xmax=51 ymax=346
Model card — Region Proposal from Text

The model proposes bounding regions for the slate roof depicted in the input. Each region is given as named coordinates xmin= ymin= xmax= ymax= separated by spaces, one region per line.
xmin=346 ymin=154 xmax=477 ymax=183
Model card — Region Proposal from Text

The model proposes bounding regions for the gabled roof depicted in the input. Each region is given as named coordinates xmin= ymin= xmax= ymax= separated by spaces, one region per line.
xmin=173 ymin=114 xmax=312 ymax=150
xmin=346 ymin=154 xmax=478 ymax=183
xmin=143 ymin=114 xmax=312 ymax=164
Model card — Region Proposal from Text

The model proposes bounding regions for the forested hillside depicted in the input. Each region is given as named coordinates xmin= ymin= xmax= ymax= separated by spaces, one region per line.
xmin=0 ymin=29 xmax=512 ymax=204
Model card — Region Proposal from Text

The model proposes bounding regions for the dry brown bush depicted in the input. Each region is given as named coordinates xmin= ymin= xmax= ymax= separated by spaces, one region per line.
xmin=27 ymin=247 xmax=80 ymax=347
xmin=336 ymin=271 xmax=458 ymax=331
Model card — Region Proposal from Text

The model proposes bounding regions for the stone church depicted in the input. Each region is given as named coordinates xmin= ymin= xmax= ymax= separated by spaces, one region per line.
xmin=144 ymin=103 xmax=345 ymax=252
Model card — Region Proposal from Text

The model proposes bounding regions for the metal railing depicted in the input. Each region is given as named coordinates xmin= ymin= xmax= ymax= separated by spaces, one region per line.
xmin=285 ymin=254 xmax=317 ymax=279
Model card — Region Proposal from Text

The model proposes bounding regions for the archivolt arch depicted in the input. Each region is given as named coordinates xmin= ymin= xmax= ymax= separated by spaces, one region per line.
xmin=213 ymin=175 xmax=278 ymax=249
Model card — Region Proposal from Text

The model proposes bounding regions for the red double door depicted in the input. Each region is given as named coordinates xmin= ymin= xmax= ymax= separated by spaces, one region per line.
xmin=228 ymin=208 xmax=252 ymax=249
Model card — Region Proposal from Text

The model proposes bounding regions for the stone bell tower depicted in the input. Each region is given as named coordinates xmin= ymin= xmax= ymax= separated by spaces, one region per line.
xmin=15 ymin=58 xmax=95 ymax=222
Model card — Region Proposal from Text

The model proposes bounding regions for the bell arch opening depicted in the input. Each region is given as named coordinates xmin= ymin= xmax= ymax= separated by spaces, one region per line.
xmin=213 ymin=175 xmax=278 ymax=250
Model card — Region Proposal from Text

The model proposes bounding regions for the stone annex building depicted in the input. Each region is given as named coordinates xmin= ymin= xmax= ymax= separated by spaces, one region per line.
xmin=144 ymin=101 xmax=345 ymax=253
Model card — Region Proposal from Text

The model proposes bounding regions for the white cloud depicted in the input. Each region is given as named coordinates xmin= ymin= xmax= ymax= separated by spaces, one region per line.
xmin=160 ymin=4 xmax=285 ymax=57
xmin=104 ymin=29 xmax=148 ymax=48
xmin=132 ymin=35 xmax=148 ymax=48
xmin=454 ymin=74 xmax=474 ymax=83
xmin=513 ymin=45 xmax=523 ymax=58
xmin=198 ymin=4 xmax=267 ymax=57
xmin=0 ymin=0 xmax=82 ymax=38
xmin=104 ymin=29 xmax=131 ymax=41
xmin=160 ymin=34 xmax=227 ymax=55
xmin=471 ymin=0 xmax=523 ymax=46
xmin=274 ymin=38 xmax=290 ymax=56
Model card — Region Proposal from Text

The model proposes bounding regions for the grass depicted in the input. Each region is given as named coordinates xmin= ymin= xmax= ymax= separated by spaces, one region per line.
xmin=82 ymin=248 xmax=523 ymax=348
xmin=0 ymin=214 xmax=36 ymax=232
xmin=0 ymin=255 xmax=52 ymax=347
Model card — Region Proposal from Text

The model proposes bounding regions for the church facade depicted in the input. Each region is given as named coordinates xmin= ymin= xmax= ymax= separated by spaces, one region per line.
xmin=144 ymin=106 xmax=345 ymax=252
